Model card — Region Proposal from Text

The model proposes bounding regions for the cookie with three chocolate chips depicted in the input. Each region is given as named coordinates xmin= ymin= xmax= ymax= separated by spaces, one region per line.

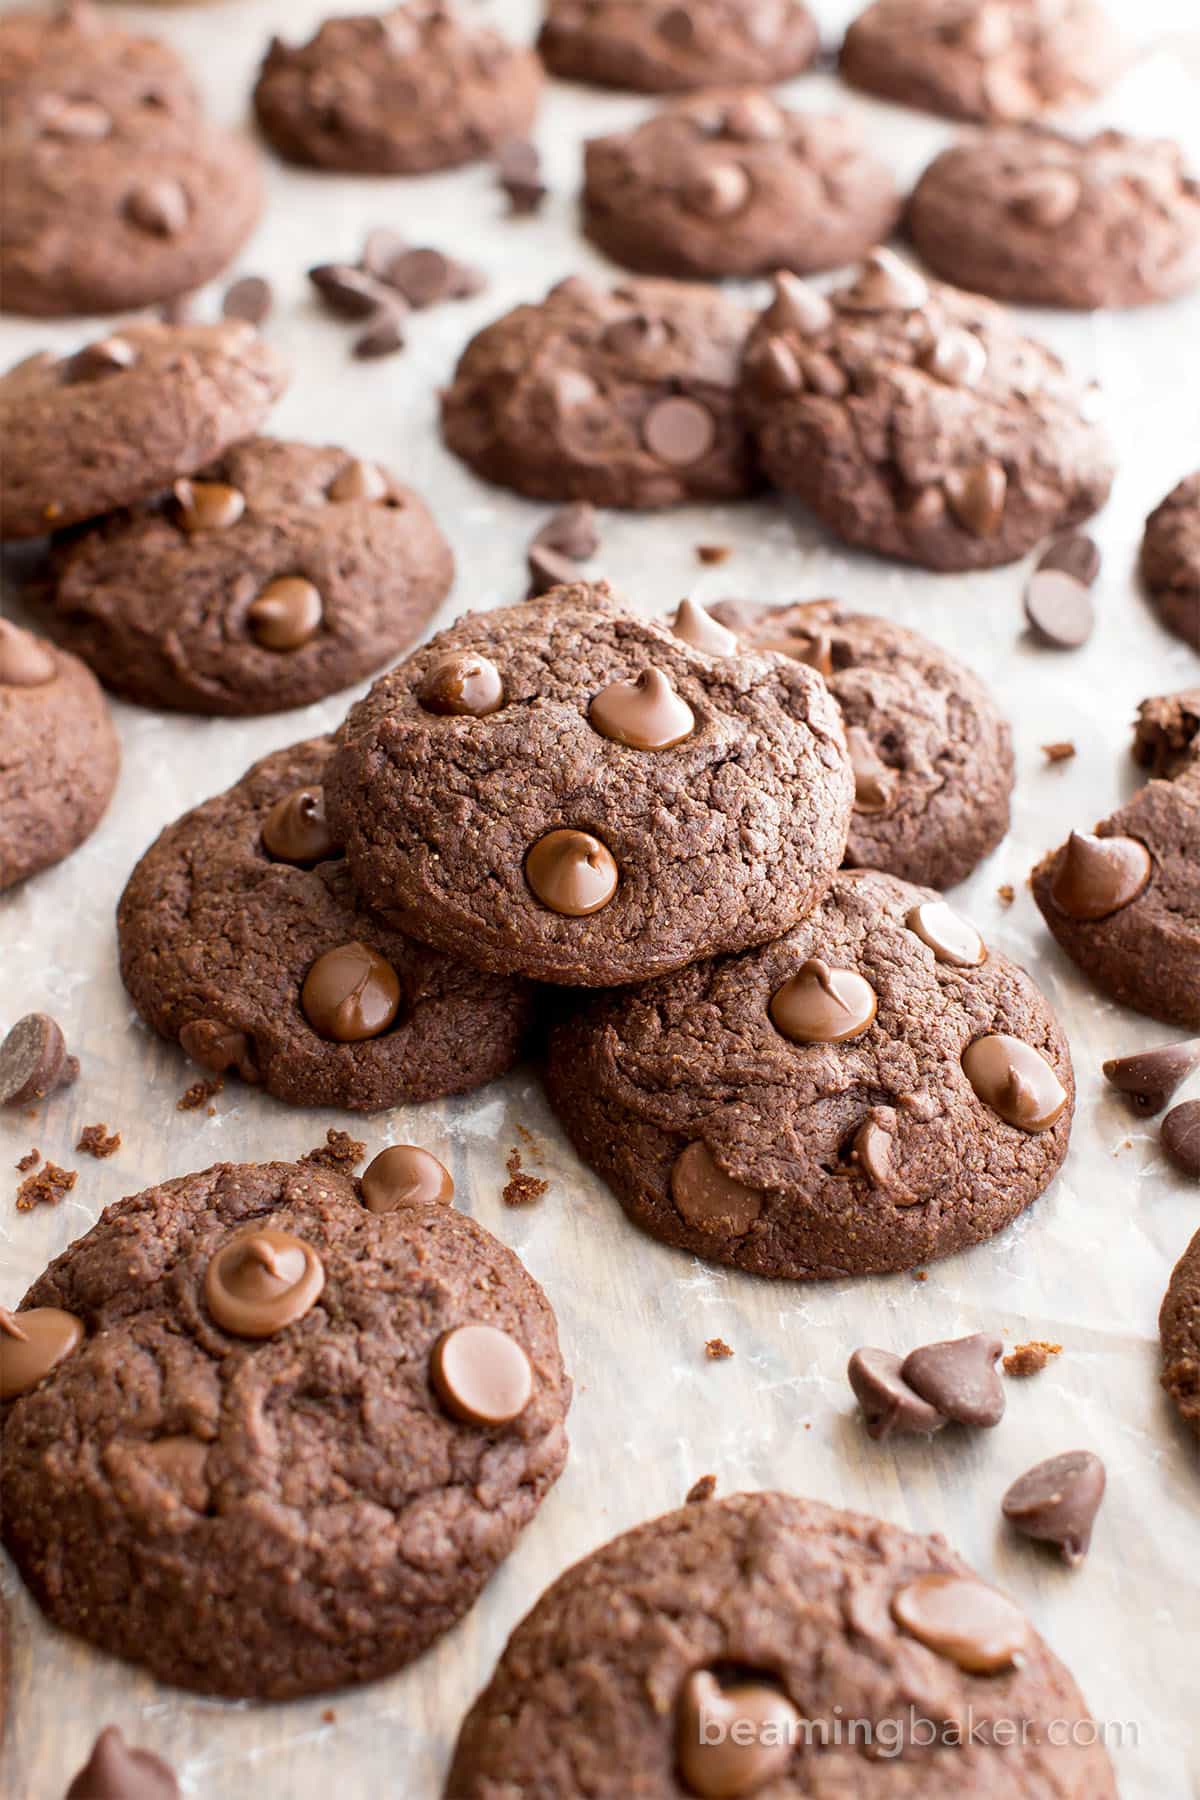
xmin=709 ymin=598 xmax=1013 ymax=889
xmin=1141 ymin=471 xmax=1200 ymax=652
xmin=538 ymin=0 xmax=819 ymax=93
xmin=545 ymin=867 xmax=1074 ymax=1279
xmin=1031 ymin=690 xmax=1200 ymax=1030
xmin=118 ymin=737 xmax=535 ymax=1109
xmin=41 ymin=438 xmax=454 ymax=715
xmin=0 ymin=1150 xmax=570 ymax=1698
xmin=739 ymin=258 xmax=1115 ymax=571
xmin=583 ymin=90 xmax=901 ymax=281
xmin=1161 ymin=1224 xmax=1200 ymax=1438
xmin=446 ymin=1490 xmax=1116 ymax=1799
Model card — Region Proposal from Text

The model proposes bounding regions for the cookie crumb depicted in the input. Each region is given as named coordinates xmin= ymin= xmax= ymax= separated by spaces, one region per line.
xmin=16 ymin=1161 xmax=77 ymax=1212
xmin=997 ymin=883 xmax=1015 ymax=907
xmin=696 ymin=543 xmax=732 ymax=565
xmin=321 ymin=1708 xmax=336 ymax=1726
xmin=686 ymin=1474 xmax=717 ymax=1504
xmin=913 ymin=1269 xmax=928 ymax=1282
xmin=302 ymin=1128 xmax=366 ymax=1171
xmin=76 ymin=1123 xmax=121 ymax=1159
xmin=15 ymin=1148 xmax=39 ymax=1173
xmin=1002 ymin=1340 xmax=1062 ymax=1378
xmin=504 ymin=1146 xmax=549 ymax=1207
xmin=705 ymin=1337 xmax=734 ymax=1361
xmin=1041 ymin=741 xmax=1076 ymax=763
xmin=178 ymin=1075 xmax=223 ymax=1112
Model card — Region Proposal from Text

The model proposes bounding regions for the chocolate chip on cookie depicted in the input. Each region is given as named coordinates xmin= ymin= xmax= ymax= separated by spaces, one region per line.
xmin=538 ymin=0 xmax=818 ymax=93
xmin=324 ymin=585 xmax=853 ymax=987
xmin=583 ymin=91 xmax=901 ymax=280
xmin=1141 ymin=471 xmax=1200 ymax=651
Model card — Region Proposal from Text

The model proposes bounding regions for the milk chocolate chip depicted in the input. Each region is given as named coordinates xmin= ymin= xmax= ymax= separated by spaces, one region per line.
xmin=173 ymin=478 xmax=245 ymax=533
xmin=0 ymin=1012 xmax=78 ymax=1105
xmin=525 ymin=830 xmax=618 ymax=916
xmin=361 ymin=1144 xmax=454 ymax=1213
xmin=0 ymin=1305 xmax=85 ymax=1399
xmin=671 ymin=1141 xmax=763 ymax=1236
xmin=430 ymin=1323 xmax=533 ymax=1426
xmin=1102 ymin=1040 xmax=1200 ymax=1116
xmin=178 ymin=1019 xmax=259 ymax=1082
xmin=848 ymin=1347 xmax=945 ymax=1440
xmin=261 ymin=786 xmax=336 ymax=866
xmin=642 ymin=397 xmax=716 ymax=467
xmin=1049 ymin=831 xmax=1152 ymax=920
xmin=204 ymin=1229 xmax=325 ymax=1339
xmin=417 ymin=652 xmax=504 ymax=718
xmin=61 ymin=335 xmax=137 ymax=383
xmin=65 ymin=1727 xmax=179 ymax=1800
xmin=901 ymin=1333 xmax=1005 ymax=1428
xmin=0 ymin=620 xmax=56 ymax=687
xmin=676 ymin=1669 xmax=798 ymax=1798
xmin=962 ymin=1034 xmax=1068 ymax=1132
xmin=669 ymin=597 xmax=738 ymax=656
xmin=589 ymin=667 xmax=695 ymax=750
xmin=846 ymin=727 xmax=897 ymax=814
xmin=329 ymin=458 xmax=389 ymax=502
xmin=769 ymin=959 xmax=877 ymax=1044
xmin=892 ymin=1574 xmax=1027 ymax=1674
xmin=944 ymin=459 xmax=1007 ymax=537
xmin=906 ymin=901 xmax=987 ymax=968
xmin=1002 ymin=1450 xmax=1105 ymax=1565
xmin=247 ymin=577 xmax=323 ymax=651
xmin=301 ymin=942 xmax=401 ymax=1042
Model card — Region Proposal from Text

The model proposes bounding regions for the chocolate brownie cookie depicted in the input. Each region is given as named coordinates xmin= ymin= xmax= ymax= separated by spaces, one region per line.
xmin=0 ymin=1151 xmax=570 ymax=1698
xmin=446 ymin=1491 xmax=1115 ymax=1798
xmin=41 ymin=439 xmax=454 ymax=716
xmin=538 ymin=0 xmax=818 ymax=93
xmin=582 ymin=92 xmax=902 ymax=282
xmin=545 ymin=867 xmax=1073 ymax=1278
xmin=709 ymin=599 xmax=1013 ymax=888
xmin=118 ymin=738 xmax=534 ymax=1109
xmin=908 ymin=128 xmax=1200 ymax=311
xmin=0 ymin=321 xmax=288 ymax=542
xmin=0 ymin=619 xmax=119 ymax=893
xmin=740 ymin=260 xmax=1115 ymax=572
xmin=840 ymin=0 xmax=1126 ymax=124
xmin=326 ymin=586 xmax=852 ymax=987
xmin=0 ymin=3 xmax=199 ymax=130
xmin=1031 ymin=691 xmax=1200 ymax=1030
xmin=253 ymin=4 xmax=541 ymax=175
xmin=1141 ymin=472 xmax=1200 ymax=651
xmin=1161 ymin=1225 xmax=1200 ymax=1438
xmin=441 ymin=276 xmax=759 ymax=510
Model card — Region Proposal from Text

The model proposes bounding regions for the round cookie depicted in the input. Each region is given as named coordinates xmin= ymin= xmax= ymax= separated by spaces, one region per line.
xmin=538 ymin=0 xmax=819 ymax=93
xmin=1161 ymin=1225 xmax=1200 ymax=1438
xmin=253 ymin=4 xmax=541 ymax=175
xmin=709 ymin=598 xmax=1013 ymax=888
xmin=0 ymin=1151 xmax=570 ymax=1698
xmin=582 ymin=91 xmax=902 ymax=282
xmin=117 ymin=737 xmax=535 ymax=1110
xmin=1141 ymin=472 xmax=1200 ymax=652
xmin=908 ymin=128 xmax=1200 ymax=311
xmin=1031 ymin=691 xmax=1200 ymax=1031
xmin=840 ymin=0 xmax=1126 ymax=125
xmin=0 ymin=321 xmax=288 ymax=542
xmin=0 ymin=619 xmax=119 ymax=893
xmin=545 ymin=867 xmax=1074 ymax=1279
xmin=0 ymin=3 xmax=200 ymax=130
xmin=42 ymin=439 xmax=454 ymax=716
xmin=325 ymin=585 xmax=853 ymax=988
xmin=740 ymin=258 xmax=1115 ymax=572
xmin=441 ymin=276 xmax=759 ymax=510
xmin=446 ymin=1490 xmax=1116 ymax=1798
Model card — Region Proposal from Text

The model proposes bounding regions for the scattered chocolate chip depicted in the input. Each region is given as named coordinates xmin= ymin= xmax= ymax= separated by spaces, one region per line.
xmin=503 ymin=1146 xmax=549 ymax=1207
xmin=360 ymin=226 xmax=408 ymax=280
xmin=525 ymin=829 xmax=618 ymax=916
xmin=261 ymin=786 xmax=337 ymax=866
xmin=0 ymin=1305 xmax=85 ymax=1399
xmin=0 ymin=1014 xmax=79 ymax=1106
xmin=431 ymin=1323 xmax=533 ymax=1426
xmin=532 ymin=501 xmax=599 ymax=563
xmin=696 ymin=544 xmax=731 ymax=565
xmin=1102 ymin=1040 xmax=1200 ymax=1116
xmin=704 ymin=1338 xmax=734 ymax=1361
xmin=1049 ymin=831 xmax=1152 ymax=920
xmin=962 ymin=1034 xmax=1069 ymax=1132
xmin=901 ymin=1333 xmax=1005 ymax=1427
xmin=308 ymin=262 xmax=393 ymax=319
xmin=1038 ymin=533 xmax=1100 ymax=587
xmin=76 ymin=1123 xmax=120 ymax=1159
xmin=1002 ymin=1340 xmax=1062 ymax=1378
xmin=354 ymin=308 xmax=406 ymax=359
xmin=1002 ymin=1450 xmax=1105 ymax=1565
xmin=589 ymin=667 xmax=695 ymax=751
xmin=1024 ymin=568 xmax=1094 ymax=648
xmin=417 ymin=651 xmax=504 ymax=718
xmin=246 ymin=575 xmax=323 ymax=650
xmin=848 ymin=1347 xmax=945 ymax=1439
xmin=301 ymin=942 xmax=401 ymax=1042
xmin=769 ymin=958 xmax=877 ymax=1045
xmin=222 ymin=274 xmax=273 ymax=326
xmin=204 ymin=1229 xmax=325 ymax=1339
xmin=1042 ymin=740 xmax=1076 ymax=763
xmin=892 ymin=1574 xmax=1027 ymax=1674
xmin=497 ymin=138 xmax=546 ymax=214
xmin=527 ymin=543 xmax=584 ymax=597
xmin=15 ymin=1160 xmax=76 ymax=1212
xmin=125 ymin=178 xmax=189 ymax=237
xmin=676 ymin=1670 xmax=797 ymax=1798
xmin=300 ymin=1128 xmax=365 ymax=1172
xmin=387 ymin=247 xmax=482 ymax=309
xmin=173 ymin=478 xmax=245 ymax=534
xmin=686 ymin=1474 xmax=717 ymax=1504
xmin=1162 ymin=1100 xmax=1200 ymax=1178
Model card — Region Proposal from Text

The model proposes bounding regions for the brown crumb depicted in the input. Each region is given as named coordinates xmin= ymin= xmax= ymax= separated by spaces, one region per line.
xmin=1041 ymin=741 xmax=1076 ymax=763
xmin=321 ymin=1708 xmax=336 ymax=1725
xmin=686 ymin=1474 xmax=717 ymax=1504
xmin=17 ymin=1161 xmax=77 ymax=1212
xmin=15 ymin=1149 xmax=40 ymax=1173
xmin=1003 ymin=1340 xmax=1062 ymax=1377
xmin=515 ymin=1122 xmax=543 ymax=1159
xmin=913 ymin=1269 xmax=928 ymax=1282
xmin=504 ymin=1146 xmax=549 ymax=1207
xmin=178 ymin=1074 xmax=223 ymax=1111
xmin=696 ymin=543 xmax=732 ymax=565
xmin=997 ymin=883 xmax=1015 ymax=907
xmin=76 ymin=1123 xmax=121 ymax=1159
xmin=705 ymin=1338 xmax=734 ymax=1361
xmin=302 ymin=1128 xmax=366 ymax=1171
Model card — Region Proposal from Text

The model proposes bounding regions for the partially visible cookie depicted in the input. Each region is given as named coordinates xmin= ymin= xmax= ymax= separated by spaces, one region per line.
xmin=908 ymin=128 xmax=1200 ymax=310
xmin=446 ymin=1491 xmax=1115 ymax=1798
xmin=0 ymin=2 xmax=199 ymax=130
xmin=0 ymin=1151 xmax=570 ymax=1698
xmin=583 ymin=91 xmax=902 ymax=281
xmin=709 ymin=599 xmax=1013 ymax=888
xmin=0 ymin=619 xmax=119 ymax=893
xmin=740 ymin=258 xmax=1115 ymax=571
xmin=441 ymin=276 xmax=759 ymax=510
xmin=1141 ymin=472 xmax=1200 ymax=651
xmin=545 ymin=868 xmax=1074 ymax=1279
xmin=840 ymin=0 xmax=1126 ymax=124
xmin=118 ymin=738 xmax=535 ymax=1109
xmin=42 ymin=439 xmax=454 ymax=716
xmin=0 ymin=321 xmax=288 ymax=542
xmin=253 ymin=4 xmax=542 ymax=174
xmin=1031 ymin=692 xmax=1200 ymax=1030
xmin=538 ymin=0 xmax=818 ymax=92
xmin=1161 ymin=1225 xmax=1200 ymax=1438
xmin=325 ymin=586 xmax=853 ymax=988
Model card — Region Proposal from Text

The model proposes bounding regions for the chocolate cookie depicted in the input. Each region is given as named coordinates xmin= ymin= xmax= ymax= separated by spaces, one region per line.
xmin=1031 ymin=691 xmax=1200 ymax=1030
xmin=117 ymin=738 xmax=534 ymax=1109
xmin=908 ymin=128 xmax=1200 ymax=311
xmin=326 ymin=585 xmax=853 ymax=987
xmin=0 ymin=321 xmax=288 ymax=542
xmin=1161 ymin=1225 xmax=1200 ymax=1438
xmin=0 ymin=1151 xmax=570 ymax=1698
xmin=840 ymin=0 xmax=1126 ymax=124
xmin=1141 ymin=472 xmax=1200 ymax=652
xmin=0 ymin=3 xmax=199 ymax=131
xmin=40 ymin=439 xmax=454 ymax=716
xmin=740 ymin=259 xmax=1115 ymax=572
xmin=538 ymin=0 xmax=818 ymax=93
xmin=441 ymin=276 xmax=759 ymax=510
xmin=253 ymin=4 xmax=541 ymax=175
xmin=545 ymin=867 xmax=1073 ymax=1278
xmin=708 ymin=599 xmax=1013 ymax=888
xmin=0 ymin=619 xmax=119 ymax=893
xmin=582 ymin=91 xmax=902 ymax=282
xmin=446 ymin=1490 xmax=1115 ymax=1798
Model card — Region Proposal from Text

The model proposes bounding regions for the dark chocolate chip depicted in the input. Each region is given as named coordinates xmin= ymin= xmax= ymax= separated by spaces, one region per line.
xmin=848 ymin=1347 xmax=945 ymax=1439
xmin=1102 ymin=1040 xmax=1200 ymax=1116
xmin=1038 ymin=533 xmax=1100 ymax=587
xmin=1001 ymin=1450 xmax=1105 ymax=1565
xmin=1024 ymin=569 xmax=1095 ymax=648
xmin=222 ymin=275 xmax=273 ymax=326
xmin=354 ymin=308 xmax=406 ymax=360
xmin=308 ymin=263 xmax=394 ymax=319
xmin=0 ymin=1014 xmax=78 ymax=1107
xmin=1162 ymin=1100 xmax=1200 ymax=1178
xmin=901 ymin=1333 xmax=1005 ymax=1427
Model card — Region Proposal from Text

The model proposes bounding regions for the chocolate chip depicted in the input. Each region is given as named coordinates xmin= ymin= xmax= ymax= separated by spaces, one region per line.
xmin=497 ymin=138 xmax=546 ymax=214
xmin=246 ymin=576 xmax=323 ymax=651
xmin=1162 ymin=1100 xmax=1200 ymax=1178
xmin=261 ymin=786 xmax=336 ymax=866
xmin=1042 ymin=740 xmax=1076 ymax=763
xmin=0 ymin=1013 xmax=78 ymax=1106
xmin=1049 ymin=831 xmax=1152 ymax=920
xmin=430 ymin=1323 xmax=533 ymax=1426
xmin=670 ymin=1141 xmax=762 ymax=1236
xmin=657 ymin=5 xmax=695 ymax=45
xmin=532 ymin=501 xmax=599 ymax=563
xmin=328 ymin=459 xmax=389 ymax=503
xmin=848 ymin=1348 xmax=946 ymax=1439
xmin=769 ymin=958 xmax=877 ymax=1045
xmin=901 ymin=1333 xmax=1005 ymax=1427
xmin=675 ymin=1670 xmax=798 ymax=1799
xmin=173 ymin=479 xmax=245 ymax=534
xmin=360 ymin=226 xmax=408 ymax=279
xmin=0 ymin=621 xmax=57 ymax=688
xmin=222 ymin=275 xmax=273 ymax=326
xmin=417 ymin=651 xmax=504 ymax=718
xmin=1010 ymin=168 xmax=1082 ymax=228
xmin=38 ymin=93 xmax=111 ymax=140
xmin=204 ymin=1230 xmax=325 ymax=1339
xmin=125 ymin=178 xmax=189 ymax=237
xmin=1002 ymin=1450 xmax=1106 ymax=1564
xmin=684 ymin=161 xmax=752 ymax=218
xmin=892 ymin=1574 xmax=1027 ymax=1674
xmin=527 ymin=544 xmax=584 ymax=597
xmin=525 ymin=829 xmax=618 ymax=917
xmin=846 ymin=726 xmax=897 ymax=814
xmin=386 ymin=246 xmax=484 ymax=309
xmin=308 ymin=263 xmax=393 ymax=319
xmin=1024 ymin=568 xmax=1095 ymax=647
xmin=962 ymin=1034 xmax=1068 ymax=1133
xmin=301 ymin=943 xmax=401 ymax=1042
xmin=1102 ymin=1040 xmax=1200 ymax=1116
xmin=849 ymin=1116 xmax=910 ymax=1198
xmin=1038 ymin=533 xmax=1100 ymax=587
xmin=764 ymin=270 xmax=832 ymax=336
xmin=905 ymin=901 xmax=986 ymax=968
xmin=361 ymin=1145 xmax=454 ymax=1213
xmin=354 ymin=308 xmax=406 ymax=359
xmin=178 ymin=1019 xmax=259 ymax=1083
xmin=65 ymin=1726 xmax=179 ymax=1800
xmin=642 ymin=397 xmax=716 ymax=467
xmin=753 ymin=336 xmax=803 ymax=395
xmin=840 ymin=248 xmax=929 ymax=313
xmin=944 ymin=458 xmax=1007 ymax=537
xmin=924 ymin=327 xmax=987 ymax=389
xmin=61 ymin=335 xmax=137 ymax=384
xmin=720 ymin=93 xmax=785 ymax=143
xmin=589 ymin=668 xmax=695 ymax=750
xmin=670 ymin=597 xmax=738 ymax=656
xmin=0 ymin=1305 xmax=85 ymax=1400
